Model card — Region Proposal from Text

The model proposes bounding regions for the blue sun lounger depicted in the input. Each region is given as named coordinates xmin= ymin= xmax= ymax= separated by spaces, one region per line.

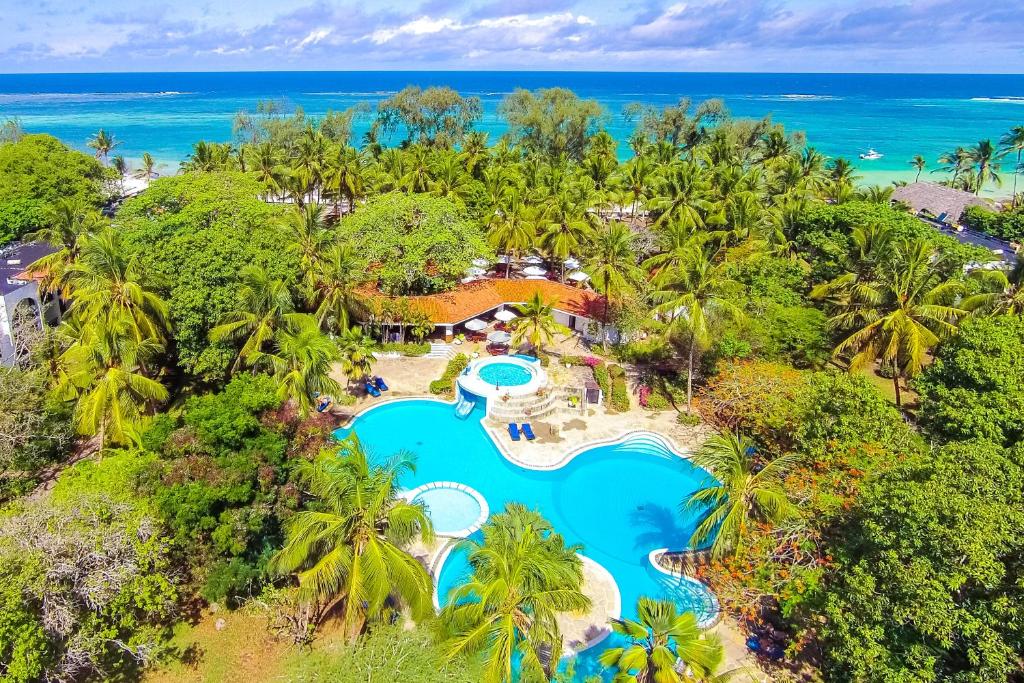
xmin=365 ymin=382 xmax=381 ymax=398
xmin=520 ymin=423 xmax=536 ymax=441
xmin=507 ymin=423 xmax=521 ymax=441
xmin=373 ymin=376 xmax=389 ymax=391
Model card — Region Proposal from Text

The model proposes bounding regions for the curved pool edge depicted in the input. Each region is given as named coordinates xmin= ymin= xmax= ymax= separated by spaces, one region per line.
xmin=335 ymin=395 xmax=455 ymax=431
xmin=404 ymin=481 xmax=490 ymax=538
xmin=648 ymin=548 xmax=721 ymax=630
xmin=430 ymin=544 xmax=624 ymax=657
xmin=492 ymin=428 xmax=695 ymax=472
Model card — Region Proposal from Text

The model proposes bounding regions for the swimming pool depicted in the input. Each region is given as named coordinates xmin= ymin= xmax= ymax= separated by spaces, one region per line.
xmin=335 ymin=399 xmax=718 ymax=679
xmin=407 ymin=482 xmax=488 ymax=537
xmin=477 ymin=361 xmax=533 ymax=386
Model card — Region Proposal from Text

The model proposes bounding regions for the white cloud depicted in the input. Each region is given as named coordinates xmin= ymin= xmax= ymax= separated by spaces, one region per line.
xmin=293 ymin=27 xmax=331 ymax=50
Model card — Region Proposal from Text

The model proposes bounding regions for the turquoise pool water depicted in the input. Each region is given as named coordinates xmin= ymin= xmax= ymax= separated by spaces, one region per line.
xmin=411 ymin=486 xmax=483 ymax=535
xmin=335 ymin=399 xmax=717 ymax=679
xmin=477 ymin=362 xmax=533 ymax=387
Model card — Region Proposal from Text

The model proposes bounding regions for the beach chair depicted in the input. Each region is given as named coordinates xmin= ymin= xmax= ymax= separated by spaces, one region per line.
xmin=935 ymin=212 xmax=948 ymax=224
xmin=365 ymin=382 xmax=381 ymax=398
xmin=507 ymin=423 xmax=521 ymax=441
xmin=373 ymin=376 xmax=389 ymax=391
xmin=520 ymin=423 xmax=536 ymax=441
xmin=316 ymin=397 xmax=332 ymax=413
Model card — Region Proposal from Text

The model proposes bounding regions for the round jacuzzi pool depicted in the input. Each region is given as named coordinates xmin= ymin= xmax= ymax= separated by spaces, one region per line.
xmin=457 ymin=355 xmax=547 ymax=400
xmin=408 ymin=482 xmax=489 ymax=537
xmin=477 ymin=362 xmax=532 ymax=387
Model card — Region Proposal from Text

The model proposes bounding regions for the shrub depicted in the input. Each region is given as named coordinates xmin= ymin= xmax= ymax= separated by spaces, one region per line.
xmin=593 ymin=363 xmax=610 ymax=401
xmin=378 ymin=341 xmax=430 ymax=356
xmin=962 ymin=204 xmax=1024 ymax=242
xmin=606 ymin=370 xmax=630 ymax=413
xmin=676 ymin=411 xmax=702 ymax=426
xmin=429 ymin=353 xmax=470 ymax=395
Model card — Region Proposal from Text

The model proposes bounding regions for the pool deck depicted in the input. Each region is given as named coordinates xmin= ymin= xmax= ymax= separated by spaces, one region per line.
xmin=487 ymin=407 xmax=712 ymax=470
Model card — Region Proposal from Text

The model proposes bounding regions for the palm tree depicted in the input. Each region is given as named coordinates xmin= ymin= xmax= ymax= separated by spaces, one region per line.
xmin=683 ymin=430 xmax=798 ymax=560
xmin=934 ymin=146 xmax=972 ymax=189
xmin=510 ymin=293 xmax=571 ymax=353
xmin=25 ymin=198 xmax=105 ymax=293
xmin=326 ymin=145 xmax=367 ymax=215
xmin=649 ymin=161 xmax=713 ymax=230
xmin=272 ymin=435 xmax=434 ymax=641
xmin=61 ymin=230 xmax=169 ymax=342
xmin=288 ymin=203 xmax=330 ymax=291
xmin=60 ymin=318 xmax=169 ymax=448
xmin=999 ymin=125 xmax=1024 ymax=207
xmin=587 ymin=221 xmax=642 ymax=334
xmin=910 ymin=154 xmax=926 ymax=182
xmin=962 ymin=261 xmax=1024 ymax=316
xmin=539 ymin=190 xmax=592 ymax=279
xmin=615 ymin=156 xmax=655 ymax=222
xmin=599 ymin=597 xmax=725 ymax=682
xmin=337 ymin=325 xmax=377 ymax=385
xmin=140 ymin=152 xmax=156 ymax=180
xmin=651 ymin=245 xmax=744 ymax=413
xmin=111 ymin=155 xmax=128 ymax=195
xmin=86 ymin=129 xmax=119 ymax=164
xmin=310 ymin=242 xmax=366 ymax=333
xmin=253 ymin=315 xmax=342 ymax=417
xmin=821 ymin=239 xmax=965 ymax=406
xmin=441 ymin=503 xmax=590 ymax=683
xmin=209 ymin=265 xmax=302 ymax=370
xmin=487 ymin=190 xmax=535 ymax=277
xmin=969 ymin=139 xmax=1001 ymax=195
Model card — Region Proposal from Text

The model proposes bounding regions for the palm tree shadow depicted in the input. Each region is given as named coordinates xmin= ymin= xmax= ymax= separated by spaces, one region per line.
xmin=629 ymin=503 xmax=692 ymax=552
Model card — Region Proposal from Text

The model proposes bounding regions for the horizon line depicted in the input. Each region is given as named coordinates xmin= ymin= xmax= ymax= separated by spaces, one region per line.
xmin=2 ymin=69 xmax=1023 ymax=77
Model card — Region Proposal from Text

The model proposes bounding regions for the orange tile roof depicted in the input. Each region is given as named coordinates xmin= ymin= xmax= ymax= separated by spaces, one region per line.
xmin=366 ymin=278 xmax=606 ymax=325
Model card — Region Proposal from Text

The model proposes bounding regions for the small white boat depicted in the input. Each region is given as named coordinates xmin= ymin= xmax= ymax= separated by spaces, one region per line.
xmin=859 ymin=148 xmax=884 ymax=160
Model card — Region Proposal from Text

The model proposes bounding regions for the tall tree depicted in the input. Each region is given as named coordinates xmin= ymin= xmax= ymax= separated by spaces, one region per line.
xmin=999 ymin=125 xmax=1024 ymax=206
xmin=586 ymin=221 xmax=642 ymax=341
xmin=910 ymin=154 xmax=927 ymax=182
xmin=820 ymin=239 xmax=965 ymax=406
xmin=209 ymin=265 xmax=301 ymax=371
xmin=441 ymin=503 xmax=590 ymax=683
xmin=86 ymin=129 xmax=119 ymax=164
xmin=487 ymin=190 xmax=535 ymax=277
xmin=599 ymin=597 xmax=725 ymax=682
xmin=651 ymin=245 xmax=744 ymax=413
xmin=272 ymin=435 xmax=434 ymax=640
xmin=253 ymin=315 xmax=342 ymax=417
xmin=969 ymin=139 xmax=1001 ymax=195
xmin=683 ymin=430 xmax=798 ymax=560
xmin=509 ymin=293 xmax=572 ymax=353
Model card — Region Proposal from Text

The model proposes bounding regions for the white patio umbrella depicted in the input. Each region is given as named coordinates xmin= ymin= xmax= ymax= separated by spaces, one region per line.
xmin=464 ymin=318 xmax=487 ymax=331
xmin=522 ymin=266 xmax=547 ymax=277
xmin=563 ymin=257 xmax=581 ymax=269
xmin=472 ymin=257 xmax=489 ymax=268
xmin=487 ymin=330 xmax=512 ymax=344
xmin=496 ymin=254 xmax=511 ymax=264
xmin=523 ymin=255 xmax=543 ymax=265
xmin=466 ymin=267 xmax=487 ymax=277
xmin=525 ymin=275 xmax=547 ymax=280
xmin=494 ymin=309 xmax=517 ymax=322
xmin=567 ymin=270 xmax=590 ymax=282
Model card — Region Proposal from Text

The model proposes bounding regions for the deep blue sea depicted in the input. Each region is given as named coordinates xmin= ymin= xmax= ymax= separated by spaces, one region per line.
xmin=1 ymin=71 xmax=1023 ymax=187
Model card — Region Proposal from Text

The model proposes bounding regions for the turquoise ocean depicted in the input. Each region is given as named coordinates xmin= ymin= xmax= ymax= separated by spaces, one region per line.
xmin=1 ymin=71 xmax=1022 ymax=188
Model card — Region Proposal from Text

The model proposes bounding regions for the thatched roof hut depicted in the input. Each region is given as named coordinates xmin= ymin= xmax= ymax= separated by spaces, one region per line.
xmin=891 ymin=182 xmax=992 ymax=225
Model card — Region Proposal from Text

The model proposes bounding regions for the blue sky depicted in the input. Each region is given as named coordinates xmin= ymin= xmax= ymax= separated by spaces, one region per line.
xmin=2 ymin=0 xmax=1022 ymax=73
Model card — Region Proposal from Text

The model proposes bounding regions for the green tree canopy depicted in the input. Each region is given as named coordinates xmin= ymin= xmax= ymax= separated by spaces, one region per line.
xmin=337 ymin=192 xmax=490 ymax=295
xmin=916 ymin=315 xmax=1024 ymax=447
xmin=0 ymin=134 xmax=108 ymax=245
xmin=115 ymin=172 xmax=297 ymax=380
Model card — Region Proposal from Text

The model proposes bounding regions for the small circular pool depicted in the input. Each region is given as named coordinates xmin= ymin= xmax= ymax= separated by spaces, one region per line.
xmin=477 ymin=362 xmax=532 ymax=387
xmin=457 ymin=356 xmax=547 ymax=401
xmin=408 ymin=482 xmax=489 ymax=537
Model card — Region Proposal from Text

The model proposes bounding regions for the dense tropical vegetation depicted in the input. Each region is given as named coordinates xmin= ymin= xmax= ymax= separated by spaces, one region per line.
xmin=0 ymin=91 xmax=1022 ymax=683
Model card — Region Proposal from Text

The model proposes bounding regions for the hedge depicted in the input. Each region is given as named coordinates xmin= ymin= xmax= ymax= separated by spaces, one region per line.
xmin=593 ymin=363 xmax=610 ymax=402
xmin=379 ymin=341 xmax=430 ymax=356
xmin=611 ymin=375 xmax=630 ymax=412
xmin=429 ymin=353 xmax=470 ymax=395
